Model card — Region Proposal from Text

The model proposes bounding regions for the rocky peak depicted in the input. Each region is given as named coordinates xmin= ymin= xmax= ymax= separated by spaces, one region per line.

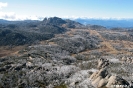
xmin=42 ymin=17 xmax=66 ymax=26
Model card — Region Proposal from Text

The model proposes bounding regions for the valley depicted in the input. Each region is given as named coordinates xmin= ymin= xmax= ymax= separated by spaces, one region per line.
xmin=0 ymin=17 xmax=133 ymax=88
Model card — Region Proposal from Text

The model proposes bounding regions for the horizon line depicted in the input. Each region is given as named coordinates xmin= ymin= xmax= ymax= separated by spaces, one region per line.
xmin=1 ymin=16 xmax=133 ymax=21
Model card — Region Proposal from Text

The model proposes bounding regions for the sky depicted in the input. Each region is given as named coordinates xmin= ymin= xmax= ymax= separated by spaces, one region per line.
xmin=0 ymin=0 xmax=133 ymax=20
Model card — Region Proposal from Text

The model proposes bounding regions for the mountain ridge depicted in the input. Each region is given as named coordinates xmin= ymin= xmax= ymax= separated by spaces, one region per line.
xmin=74 ymin=18 xmax=133 ymax=28
xmin=0 ymin=17 xmax=84 ymax=46
xmin=1 ymin=17 xmax=133 ymax=28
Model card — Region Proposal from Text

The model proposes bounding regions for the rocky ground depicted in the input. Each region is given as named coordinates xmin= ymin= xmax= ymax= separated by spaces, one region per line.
xmin=0 ymin=18 xmax=133 ymax=88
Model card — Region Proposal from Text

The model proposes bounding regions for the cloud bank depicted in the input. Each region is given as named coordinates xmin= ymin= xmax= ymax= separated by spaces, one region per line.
xmin=0 ymin=11 xmax=44 ymax=20
xmin=0 ymin=2 xmax=132 ymax=21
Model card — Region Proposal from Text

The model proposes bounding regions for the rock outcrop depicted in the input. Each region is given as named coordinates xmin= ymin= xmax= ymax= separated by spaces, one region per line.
xmin=97 ymin=58 xmax=110 ymax=69
xmin=90 ymin=58 xmax=130 ymax=88
xmin=121 ymin=56 xmax=133 ymax=63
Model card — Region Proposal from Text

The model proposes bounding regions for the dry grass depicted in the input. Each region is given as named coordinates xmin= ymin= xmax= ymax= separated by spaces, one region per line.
xmin=88 ymin=30 xmax=100 ymax=36
xmin=0 ymin=45 xmax=26 ymax=57
xmin=2 ymin=29 xmax=133 ymax=58
xmin=48 ymin=42 xmax=58 ymax=45
xmin=77 ymin=29 xmax=133 ymax=55
xmin=78 ymin=30 xmax=119 ymax=55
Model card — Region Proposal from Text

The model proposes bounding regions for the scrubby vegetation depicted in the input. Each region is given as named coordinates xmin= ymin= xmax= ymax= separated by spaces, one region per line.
xmin=49 ymin=30 xmax=101 ymax=53
xmin=0 ymin=17 xmax=133 ymax=88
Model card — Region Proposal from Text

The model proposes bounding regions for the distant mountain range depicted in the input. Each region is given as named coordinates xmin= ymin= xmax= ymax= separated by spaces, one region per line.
xmin=74 ymin=18 xmax=133 ymax=28
xmin=1 ymin=18 xmax=133 ymax=28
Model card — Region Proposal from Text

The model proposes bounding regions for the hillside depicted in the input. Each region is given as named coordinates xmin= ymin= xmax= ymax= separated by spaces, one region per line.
xmin=0 ymin=17 xmax=133 ymax=88
xmin=0 ymin=17 xmax=84 ymax=46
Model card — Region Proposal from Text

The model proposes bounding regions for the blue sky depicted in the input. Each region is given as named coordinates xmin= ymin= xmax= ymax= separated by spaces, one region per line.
xmin=0 ymin=0 xmax=133 ymax=20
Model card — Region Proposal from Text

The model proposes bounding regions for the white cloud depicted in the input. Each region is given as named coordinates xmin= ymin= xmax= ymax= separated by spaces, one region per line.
xmin=61 ymin=16 xmax=132 ymax=20
xmin=0 ymin=2 xmax=8 ymax=9
xmin=0 ymin=11 xmax=44 ymax=20
xmin=0 ymin=12 xmax=131 ymax=21
xmin=0 ymin=2 xmax=44 ymax=20
xmin=0 ymin=11 xmax=16 ymax=20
